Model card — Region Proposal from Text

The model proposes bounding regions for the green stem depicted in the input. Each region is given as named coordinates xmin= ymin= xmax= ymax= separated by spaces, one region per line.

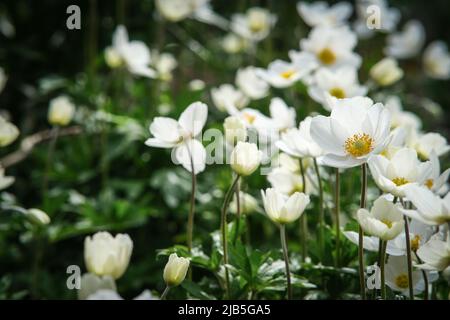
xmin=232 ymin=179 xmax=241 ymax=245
xmin=313 ymin=158 xmax=324 ymax=261
xmin=160 ymin=286 xmax=170 ymax=300
xmin=380 ymin=240 xmax=387 ymax=299
xmin=403 ymin=214 xmax=415 ymax=300
xmin=358 ymin=163 xmax=367 ymax=300
xmin=334 ymin=168 xmax=341 ymax=267
xmin=414 ymin=252 xmax=428 ymax=300
xmin=299 ymin=159 xmax=307 ymax=262
xmin=221 ymin=174 xmax=240 ymax=299
xmin=280 ymin=224 xmax=292 ymax=300
xmin=187 ymin=155 xmax=196 ymax=253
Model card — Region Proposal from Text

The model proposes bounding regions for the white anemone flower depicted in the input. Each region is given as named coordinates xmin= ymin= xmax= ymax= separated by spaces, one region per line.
xmin=105 ymin=25 xmax=156 ymax=78
xmin=236 ymin=66 xmax=270 ymax=100
xmin=307 ymin=66 xmax=367 ymax=109
xmin=385 ymin=20 xmax=425 ymax=59
xmin=0 ymin=166 xmax=14 ymax=191
xmin=368 ymin=148 xmax=432 ymax=197
xmin=356 ymin=196 xmax=404 ymax=241
xmin=297 ymin=1 xmax=352 ymax=27
xmin=343 ymin=231 xmax=404 ymax=256
xmin=261 ymin=188 xmax=310 ymax=224
xmin=231 ymin=7 xmax=277 ymax=42
xmin=423 ymin=41 xmax=450 ymax=80
xmin=256 ymin=57 xmax=317 ymax=88
xmin=292 ymin=25 xmax=361 ymax=70
xmin=416 ymin=234 xmax=450 ymax=271
xmin=211 ymin=84 xmax=249 ymax=112
xmin=276 ymin=117 xmax=323 ymax=159
xmin=384 ymin=96 xmax=421 ymax=131
xmin=229 ymin=192 xmax=260 ymax=215
xmin=145 ymin=102 xmax=208 ymax=174
xmin=408 ymin=132 xmax=450 ymax=160
xmin=310 ymin=96 xmax=391 ymax=168
xmin=401 ymin=185 xmax=450 ymax=225
xmin=388 ymin=219 xmax=435 ymax=255
xmin=423 ymin=151 xmax=450 ymax=195
xmin=268 ymin=98 xmax=296 ymax=133
xmin=385 ymin=255 xmax=436 ymax=295
xmin=150 ymin=51 xmax=177 ymax=81
xmin=369 ymin=57 xmax=404 ymax=87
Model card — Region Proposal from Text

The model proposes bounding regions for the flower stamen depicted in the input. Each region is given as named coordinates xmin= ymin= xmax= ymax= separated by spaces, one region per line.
xmin=395 ymin=274 xmax=409 ymax=289
xmin=280 ymin=70 xmax=296 ymax=79
xmin=344 ymin=133 xmax=374 ymax=158
xmin=392 ymin=177 xmax=409 ymax=186
xmin=318 ymin=48 xmax=336 ymax=65
xmin=329 ymin=87 xmax=346 ymax=99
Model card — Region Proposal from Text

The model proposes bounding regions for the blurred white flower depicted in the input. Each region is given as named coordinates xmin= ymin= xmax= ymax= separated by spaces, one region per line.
xmin=268 ymin=98 xmax=296 ymax=133
xmin=276 ymin=117 xmax=323 ymax=159
xmin=256 ymin=57 xmax=317 ymax=88
xmin=145 ymin=102 xmax=208 ymax=174
xmin=225 ymin=105 xmax=277 ymax=140
xmin=188 ymin=79 xmax=205 ymax=91
xmin=236 ymin=66 xmax=269 ymax=100
xmin=423 ymin=151 xmax=450 ymax=195
xmin=105 ymin=25 xmax=156 ymax=78
xmin=416 ymin=234 xmax=450 ymax=271
xmin=84 ymin=231 xmax=133 ymax=280
xmin=384 ymin=96 xmax=421 ymax=131
xmin=87 ymin=289 xmax=154 ymax=300
xmin=223 ymin=116 xmax=247 ymax=146
xmin=151 ymin=51 xmax=177 ymax=81
xmin=261 ymin=188 xmax=310 ymax=224
xmin=292 ymin=25 xmax=361 ymax=70
xmin=231 ymin=7 xmax=277 ymax=42
xmin=0 ymin=67 xmax=7 ymax=93
xmin=0 ymin=115 xmax=19 ymax=147
xmin=354 ymin=0 xmax=400 ymax=38
xmin=308 ymin=66 xmax=367 ymax=109
xmin=370 ymin=57 xmax=404 ymax=86
xmin=423 ymin=41 xmax=450 ymax=80
xmin=221 ymin=33 xmax=249 ymax=54
xmin=211 ymin=84 xmax=249 ymax=112
xmin=229 ymin=192 xmax=260 ymax=215
xmin=368 ymin=148 xmax=432 ymax=197
xmin=385 ymin=255 xmax=435 ymax=295
xmin=78 ymin=273 xmax=116 ymax=300
xmin=357 ymin=196 xmax=404 ymax=241
xmin=310 ymin=97 xmax=391 ymax=168
xmin=48 ymin=96 xmax=75 ymax=126
xmin=230 ymin=142 xmax=261 ymax=176
xmin=0 ymin=166 xmax=14 ymax=191
xmin=25 ymin=208 xmax=50 ymax=226
xmin=385 ymin=20 xmax=425 ymax=59
xmin=408 ymin=132 xmax=450 ymax=160
xmin=163 ymin=253 xmax=190 ymax=287
xmin=401 ymin=185 xmax=450 ymax=225
xmin=297 ymin=1 xmax=352 ymax=27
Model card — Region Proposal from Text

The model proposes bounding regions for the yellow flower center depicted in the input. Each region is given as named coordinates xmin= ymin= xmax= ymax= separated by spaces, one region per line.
xmin=392 ymin=177 xmax=409 ymax=186
xmin=249 ymin=19 xmax=265 ymax=33
xmin=425 ymin=179 xmax=434 ymax=189
xmin=381 ymin=219 xmax=393 ymax=228
xmin=318 ymin=48 xmax=336 ymax=65
xmin=280 ymin=70 xmax=296 ymax=79
xmin=344 ymin=133 xmax=374 ymax=158
xmin=243 ymin=113 xmax=256 ymax=124
xmin=411 ymin=235 xmax=421 ymax=252
xmin=329 ymin=87 xmax=346 ymax=99
xmin=395 ymin=274 xmax=409 ymax=289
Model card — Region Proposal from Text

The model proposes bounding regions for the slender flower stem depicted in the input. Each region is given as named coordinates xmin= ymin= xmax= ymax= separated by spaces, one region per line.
xmin=358 ymin=163 xmax=367 ymax=300
xmin=221 ymin=174 xmax=240 ymax=299
xmin=414 ymin=252 xmax=429 ymax=300
xmin=334 ymin=168 xmax=341 ymax=267
xmin=187 ymin=155 xmax=197 ymax=253
xmin=280 ymin=224 xmax=292 ymax=300
xmin=380 ymin=240 xmax=387 ymax=299
xmin=232 ymin=179 xmax=241 ymax=245
xmin=299 ymin=159 xmax=307 ymax=262
xmin=403 ymin=214 xmax=415 ymax=300
xmin=160 ymin=286 xmax=171 ymax=300
xmin=313 ymin=158 xmax=324 ymax=261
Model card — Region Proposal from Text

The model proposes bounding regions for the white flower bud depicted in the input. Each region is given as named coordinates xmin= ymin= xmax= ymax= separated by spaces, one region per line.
xmin=48 ymin=96 xmax=76 ymax=126
xmin=163 ymin=253 xmax=190 ymax=287
xmin=230 ymin=142 xmax=261 ymax=176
